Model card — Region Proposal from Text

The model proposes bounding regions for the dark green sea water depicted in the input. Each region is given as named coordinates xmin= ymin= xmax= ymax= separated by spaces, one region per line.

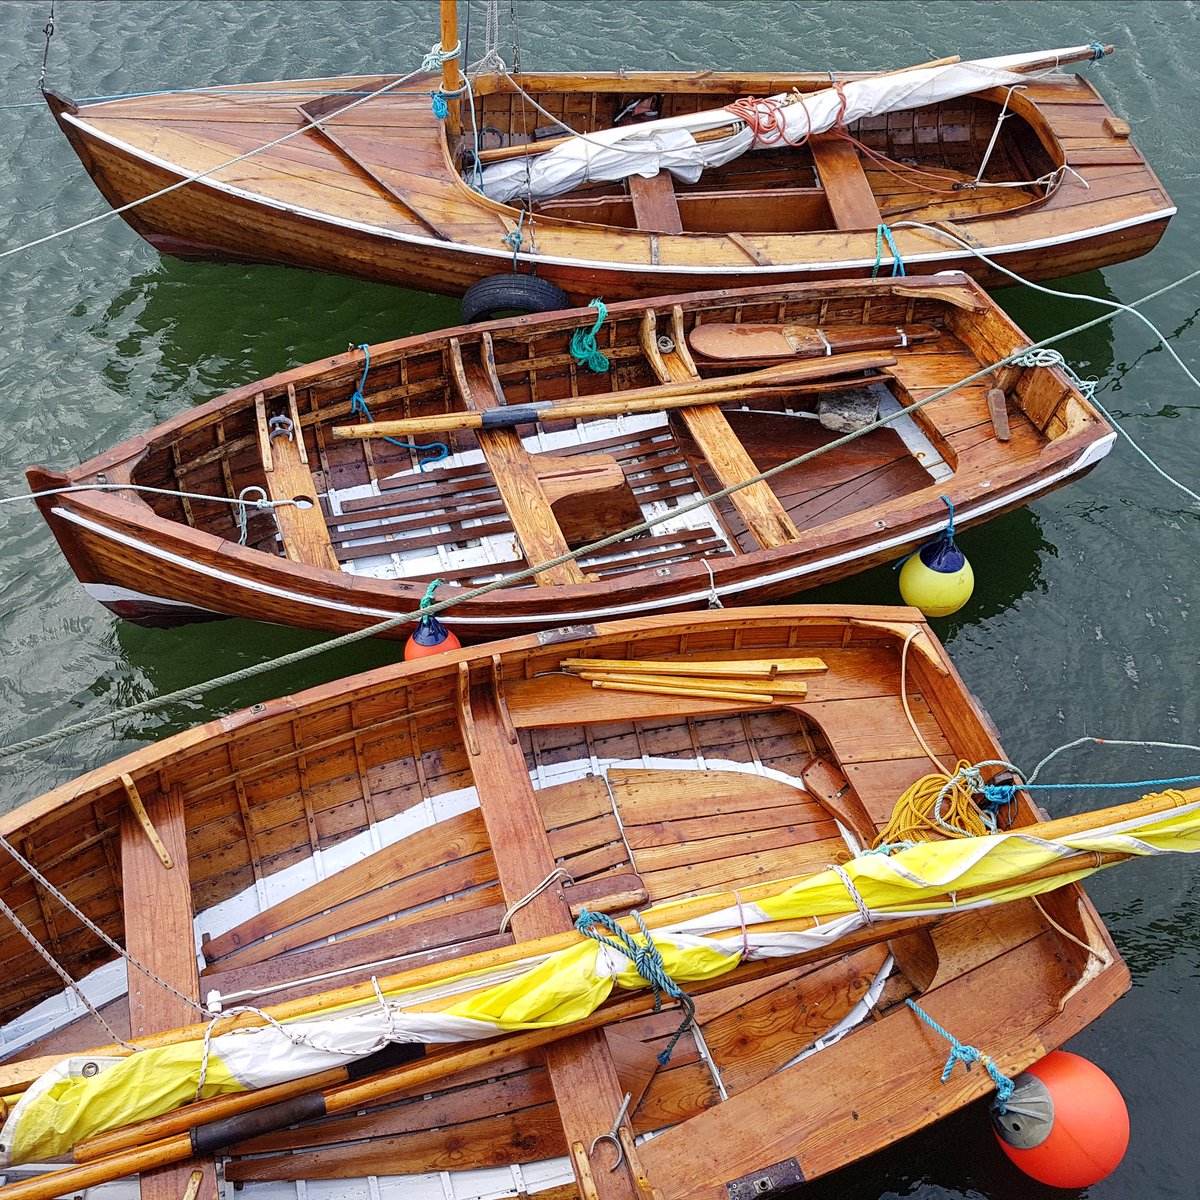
xmin=0 ymin=1 xmax=1197 ymax=1195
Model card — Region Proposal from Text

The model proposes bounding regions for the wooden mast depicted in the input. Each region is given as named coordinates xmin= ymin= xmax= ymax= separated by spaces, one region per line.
xmin=439 ymin=0 xmax=463 ymax=140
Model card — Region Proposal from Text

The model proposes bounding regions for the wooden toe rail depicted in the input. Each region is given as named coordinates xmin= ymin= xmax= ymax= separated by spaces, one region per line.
xmin=642 ymin=308 xmax=799 ymax=550
xmin=449 ymin=336 xmax=589 ymax=586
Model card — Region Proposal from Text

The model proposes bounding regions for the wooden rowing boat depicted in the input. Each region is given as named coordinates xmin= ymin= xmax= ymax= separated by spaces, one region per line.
xmin=25 ymin=274 xmax=1115 ymax=641
xmin=42 ymin=8 xmax=1174 ymax=303
xmin=0 ymin=605 xmax=1161 ymax=1200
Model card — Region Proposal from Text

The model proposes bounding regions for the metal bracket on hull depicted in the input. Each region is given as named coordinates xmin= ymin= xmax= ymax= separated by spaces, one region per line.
xmin=725 ymin=1158 xmax=805 ymax=1200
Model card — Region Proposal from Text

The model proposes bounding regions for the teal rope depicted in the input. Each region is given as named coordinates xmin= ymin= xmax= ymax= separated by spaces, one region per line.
xmin=570 ymin=299 xmax=610 ymax=373
xmin=906 ymin=999 xmax=1015 ymax=1111
xmin=576 ymin=909 xmax=695 ymax=1064
xmin=349 ymin=344 xmax=448 ymax=471
xmin=983 ymin=772 xmax=1200 ymax=808
xmin=894 ymin=493 xmax=956 ymax=570
xmin=500 ymin=211 xmax=527 ymax=272
xmin=871 ymin=224 xmax=905 ymax=278
xmin=419 ymin=579 xmax=442 ymax=610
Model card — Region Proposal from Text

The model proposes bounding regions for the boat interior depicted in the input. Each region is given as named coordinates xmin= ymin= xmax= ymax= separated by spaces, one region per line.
xmin=463 ymin=77 xmax=1063 ymax=233
xmin=115 ymin=281 xmax=1090 ymax=590
xmin=0 ymin=615 xmax=1106 ymax=1195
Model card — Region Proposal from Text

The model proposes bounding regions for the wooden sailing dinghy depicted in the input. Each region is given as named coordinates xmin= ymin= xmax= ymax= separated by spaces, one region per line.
xmin=43 ymin=6 xmax=1174 ymax=303
xmin=26 ymin=274 xmax=1115 ymax=641
xmin=3 ymin=604 xmax=1193 ymax=1200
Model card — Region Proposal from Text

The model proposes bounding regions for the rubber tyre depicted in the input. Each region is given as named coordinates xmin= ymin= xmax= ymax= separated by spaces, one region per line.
xmin=460 ymin=274 xmax=571 ymax=323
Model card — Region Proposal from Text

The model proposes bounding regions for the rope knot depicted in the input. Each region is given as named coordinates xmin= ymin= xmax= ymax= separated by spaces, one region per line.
xmin=421 ymin=41 xmax=461 ymax=72
xmin=575 ymin=908 xmax=694 ymax=1064
xmin=906 ymin=998 xmax=1015 ymax=1111
xmin=570 ymin=298 xmax=610 ymax=373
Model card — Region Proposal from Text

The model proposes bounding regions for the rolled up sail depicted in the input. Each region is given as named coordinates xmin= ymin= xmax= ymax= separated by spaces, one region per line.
xmin=479 ymin=45 xmax=1100 ymax=204
xmin=6 ymin=783 xmax=1193 ymax=1167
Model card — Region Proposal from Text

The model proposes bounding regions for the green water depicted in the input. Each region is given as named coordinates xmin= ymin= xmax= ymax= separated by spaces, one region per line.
xmin=0 ymin=1 xmax=1197 ymax=1195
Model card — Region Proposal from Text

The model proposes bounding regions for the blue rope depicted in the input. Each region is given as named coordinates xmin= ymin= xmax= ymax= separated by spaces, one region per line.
xmin=349 ymin=344 xmax=448 ymax=471
xmin=895 ymin=493 xmax=956 ymax=570
xmin=419 ymin=578 xmax=442 ymax=610
xmin=576 ymin=909 xmax=695 ymax=1064
xmin=1088 ymin=41 xmax=1108 ymax=63
xmin=906 ymin=999 xmax=1015 ymax=1112
xmin=872 ymin=224 xmax=906 ymax=278
xmin=500 ymin=211 xmax=527 ymax=272
xmin=569 ymin=299 xmax=611 ymax=373
xmin=983 ymin=772 xmax=1200 ymax=808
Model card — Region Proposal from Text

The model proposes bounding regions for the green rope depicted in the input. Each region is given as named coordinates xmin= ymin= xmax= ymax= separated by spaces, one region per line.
xmin=419 ymin=578 xmax=442 ymax=609
xmin=569 ymin=298 xmax=610 ymax=372
xmin=5 ymin=266 xmax=1200 ymax=764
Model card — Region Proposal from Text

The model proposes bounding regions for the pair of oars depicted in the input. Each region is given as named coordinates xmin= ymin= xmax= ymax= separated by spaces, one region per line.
xmin=331 ymin=349 xmax=896 ymax=441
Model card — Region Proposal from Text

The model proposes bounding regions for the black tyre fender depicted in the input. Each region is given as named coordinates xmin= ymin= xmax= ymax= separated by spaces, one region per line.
xmin=460 ymin=274 xmax=571 ymax=323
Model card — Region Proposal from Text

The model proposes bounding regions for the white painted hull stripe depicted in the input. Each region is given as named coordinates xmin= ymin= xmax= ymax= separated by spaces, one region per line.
xmin=52 ymin=435 xmax=1113 ymax=626
xmin=64 ymin=115 xmax=1176 ymax=277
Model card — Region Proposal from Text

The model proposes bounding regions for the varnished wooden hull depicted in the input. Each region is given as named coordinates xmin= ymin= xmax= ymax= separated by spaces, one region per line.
xmin=46 ymin=63 xmax=1174 ymax=302
xmin=0 ymin=608 xmax=1132 ymax=1200
xmin=28 ymin=275 xmax=1116 ymax=643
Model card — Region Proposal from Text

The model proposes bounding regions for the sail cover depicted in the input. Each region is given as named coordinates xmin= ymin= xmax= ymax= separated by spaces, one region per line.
xmin=479 ymin=47 xmax=1090 ymax=204
xmin=3 ymin=786 xmax=1197 ymax=1166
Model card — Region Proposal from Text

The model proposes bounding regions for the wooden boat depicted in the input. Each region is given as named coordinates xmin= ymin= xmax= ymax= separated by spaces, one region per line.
xmin=43 ymin=8 xmax=1174 ymax=304
xmin=26 ymin=274 xmax=1116 ymax=642
xmin=4 ymin=604 xmax=1192 ymax=1200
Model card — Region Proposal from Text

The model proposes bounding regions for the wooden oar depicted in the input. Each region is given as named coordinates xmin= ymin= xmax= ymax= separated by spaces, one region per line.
xmin=332 ymin=350 xmax=896 ymax=441
xmin=688 ymin=322 xmax=939 ymax=363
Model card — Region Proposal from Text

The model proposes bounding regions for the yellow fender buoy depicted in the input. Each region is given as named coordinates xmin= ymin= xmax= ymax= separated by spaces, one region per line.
xmin=898 ymin=499 xmax=974 ymax=617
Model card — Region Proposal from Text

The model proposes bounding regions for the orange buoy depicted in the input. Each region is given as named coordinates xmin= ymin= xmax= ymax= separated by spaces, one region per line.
xmin=991 ymin=1050 xmax=1129 ymax=1187
xmin=403 ymin=614 xmax=461 ymax=660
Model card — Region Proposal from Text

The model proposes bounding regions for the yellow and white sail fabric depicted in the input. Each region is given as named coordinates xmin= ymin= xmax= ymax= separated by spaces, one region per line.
xmin=5 ymin=789 xmax=1200 ymax=1165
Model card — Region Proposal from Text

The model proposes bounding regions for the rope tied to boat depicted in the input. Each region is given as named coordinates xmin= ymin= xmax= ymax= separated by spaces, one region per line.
xmin=236 ymin=485 xmax=271 ymax=544
xmin=37 ymin=0 xmax=55 ymax=94
xmin=905 ymin=998 xmax=1015 ymax=1112
xmin=349 ymin=343 xmax=448 ymax=470
xmin=871 ymin=223 xmax=906 ymax=277
xmin=570 ymin=298 xmax=611 ymax=372
xmin=500 ymin=210 xmax=528 ymax=270
xmin=575 ymin=908 xmax=695 ymax=1064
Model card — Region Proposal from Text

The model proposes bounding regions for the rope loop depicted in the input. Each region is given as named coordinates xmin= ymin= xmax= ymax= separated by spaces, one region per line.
xmin=348 ymin=342 xmax=448 ymax=471
xmin=421 ymin=40 xmax=461 ymax=72
xmin=906 ymin=998 xmax=1015 ymax=1111
xmin=872 ymin=224 xmax=906 ymax=278
xmin=576 ymin=908 xmax=695 ymax=1064
xmin=419 ymin=578 xmax=443 ymax=610
xmin=1088 ymin=41 xmax=1108 ymax=63
xmin=570 ymin=298 xmax=610 ymax=373
xmin=236 ymin=485 xmax=271 ymax=545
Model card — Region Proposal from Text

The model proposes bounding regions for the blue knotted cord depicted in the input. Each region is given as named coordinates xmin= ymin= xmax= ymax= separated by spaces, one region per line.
xmin=421 ymin=41 xmax=463 ymax=119
xmin=576 ymin=908 xmax=695 ymax=1064
xmin=570 ymin=299 xmax=611 ymax=373
xmin=501 ymin=210 xmax=527 ymax=271
xmin=349 ymin=344 xmax=448 ymax=471
xmin=906 ymin=999 xmax=1015 ymax=1112
xmin=983 ymin=772 xmax=1200 ymax=808
xmin=895 ymin=494 xmax=956 ymax=571
xmin=872 ymin=223 xmax=906 ymax=278
xmin=1088 ymin=41 xmax=1108 ymax=63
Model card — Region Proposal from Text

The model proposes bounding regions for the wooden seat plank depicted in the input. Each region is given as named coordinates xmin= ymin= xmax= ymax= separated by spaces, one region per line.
xmin=255 ymin=392 xmax=340 ymax=572
xmin=641 ymin=310 xmax=800 ymax=550
xmin=628 ymin=171 xmax=684 ymax=234
xmin=461 ymin=683 xmax=642 ymax=1200
xmin=809 ymin=132 xmax=883 ymax=230
xmin=449 ymin=338 xmax=589 ymax=586
xmin=120 ymin=784 xmax=217 ymax=1200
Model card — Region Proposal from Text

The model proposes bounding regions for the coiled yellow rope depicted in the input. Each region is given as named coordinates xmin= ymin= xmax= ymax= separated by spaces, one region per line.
xmin=873 ymin=760 xmax=993 ymax=848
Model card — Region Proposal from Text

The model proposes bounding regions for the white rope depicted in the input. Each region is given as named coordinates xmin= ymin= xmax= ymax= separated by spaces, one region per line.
xmin=829 ymin=862 xmax=874 ymax=925
xmin=498 ymin=866 xmax=575 ymax=933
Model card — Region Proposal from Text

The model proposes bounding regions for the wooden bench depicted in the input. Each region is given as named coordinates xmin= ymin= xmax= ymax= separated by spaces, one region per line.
xmin=809 ymin=132 xmax=882 ymax=230
xmin=255 ymin=386 xmax=340 ymax=572
xmin=640 ymin=308 xmax=800 ymax=550
xmin=628 ymin=171 xmax=684 ymax=233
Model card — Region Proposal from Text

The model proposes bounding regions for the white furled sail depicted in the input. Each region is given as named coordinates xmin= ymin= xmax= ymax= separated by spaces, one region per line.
xmin=479 ymin=46 xmax=1095 ymax=204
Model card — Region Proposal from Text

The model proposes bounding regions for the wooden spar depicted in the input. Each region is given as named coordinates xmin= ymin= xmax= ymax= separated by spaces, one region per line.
xmin=331 ymin=350 xmax=896 ymax=440
xmin=0 ymin=785 xmax=1186 ymax=1101
xmin=439 ymin=0 xmax=462 ymax=140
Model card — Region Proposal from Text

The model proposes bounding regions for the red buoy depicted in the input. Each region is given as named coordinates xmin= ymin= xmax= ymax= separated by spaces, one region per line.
xmin=991 ymin=1050 xmax=1129 ymax=1187
xmin=403 ymin=614 xmax=461 ymax=660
